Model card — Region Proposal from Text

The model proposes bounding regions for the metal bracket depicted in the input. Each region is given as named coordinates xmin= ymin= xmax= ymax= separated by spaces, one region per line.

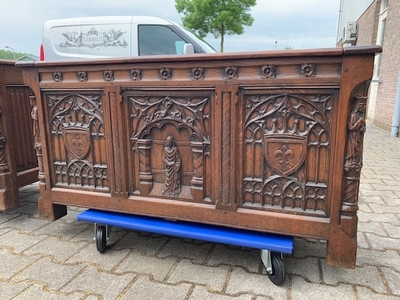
xmin=261 ymin=249 xmax=273 ymax=274
xmin=94 ymin=223 xmax=111 ymax=241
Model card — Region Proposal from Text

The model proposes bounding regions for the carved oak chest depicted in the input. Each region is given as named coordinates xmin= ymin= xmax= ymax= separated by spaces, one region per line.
xmin=19 ymin=45 xmax=381 ymax=268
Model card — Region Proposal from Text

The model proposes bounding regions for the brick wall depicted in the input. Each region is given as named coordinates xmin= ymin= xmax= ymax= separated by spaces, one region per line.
xmin=374 ymin=0 xmax=400 ymax=130
xmin=356 ymin=0 xmax=400 ymax=131
xmin=357 ymin=0 xmax=380 ymax=45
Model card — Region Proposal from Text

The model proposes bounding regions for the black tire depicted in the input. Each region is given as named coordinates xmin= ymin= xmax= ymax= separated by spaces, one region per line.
xmin=96 ymin=225 xmax=107 ymax=253
xmin=267 ymin=252 xmax=286 ymax=286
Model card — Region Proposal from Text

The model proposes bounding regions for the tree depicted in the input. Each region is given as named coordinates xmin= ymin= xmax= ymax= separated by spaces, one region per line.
xmin=175 ymin=0 xmax=256 ymax=53
xmin=0 ymin=49 xmax=29 ymax=60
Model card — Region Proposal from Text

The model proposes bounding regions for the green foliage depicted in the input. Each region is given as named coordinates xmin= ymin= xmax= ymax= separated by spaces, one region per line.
xmin=175 ymin=0 xmax=256 ymax=52
xmin=0 ymin=49 xmax=29 ymax=60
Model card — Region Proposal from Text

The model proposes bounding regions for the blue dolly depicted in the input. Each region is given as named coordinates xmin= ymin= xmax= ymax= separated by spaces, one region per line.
xmin=77 ymin=209 xmax=294 ymax=286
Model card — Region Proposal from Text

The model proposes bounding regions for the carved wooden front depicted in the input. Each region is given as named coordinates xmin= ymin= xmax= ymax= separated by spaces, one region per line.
xmin=241 ymin=89 xmax=336 ymax=216
xmin=126 ymin=90 xmax=212 ymax=203
xmin=44 ymin=92 xmax=108 ymax=191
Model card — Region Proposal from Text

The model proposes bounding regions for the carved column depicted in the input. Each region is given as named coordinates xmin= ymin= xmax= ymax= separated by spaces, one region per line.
xmin=138 ymin=139 xmax=153 ymax=195
xmin=190 ymin=141 xmax=203 ymax=201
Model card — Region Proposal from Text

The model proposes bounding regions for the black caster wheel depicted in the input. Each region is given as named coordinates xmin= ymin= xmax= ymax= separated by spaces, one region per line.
xmin=96 ymin=225 xmax=107 ymax=253
xmin=267 ymin=252 xmax=286 ymax=286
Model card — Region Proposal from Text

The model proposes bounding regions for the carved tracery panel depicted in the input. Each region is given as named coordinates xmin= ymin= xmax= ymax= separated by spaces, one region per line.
xmin=45 ymin=92 xmax=108 ymax=190
xmin=241 ymin=90 xmax=336 ymax=216
xmin=128 ymin=92 xmax=211 ymax=203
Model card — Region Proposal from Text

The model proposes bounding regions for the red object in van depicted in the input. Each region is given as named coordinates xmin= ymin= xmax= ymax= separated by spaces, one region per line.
xmin=40 ymin=44 xmax=45 ymax=61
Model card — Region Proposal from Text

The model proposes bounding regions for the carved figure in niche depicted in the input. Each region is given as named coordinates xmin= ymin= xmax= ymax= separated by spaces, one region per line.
xmin=345 ymin=98 xmax=366 ymax=173
xmin=163 ymin=135 xmax=181 ymax=196
xmin=30 ymin=95 xmax=45 ymax=183
xmin=30 ymin=96 xmax=41 ymax=148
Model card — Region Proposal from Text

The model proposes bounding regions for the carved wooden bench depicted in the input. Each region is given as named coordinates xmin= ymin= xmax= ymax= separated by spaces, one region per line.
xmin=18 ymin=45 xmax=381 ymax=268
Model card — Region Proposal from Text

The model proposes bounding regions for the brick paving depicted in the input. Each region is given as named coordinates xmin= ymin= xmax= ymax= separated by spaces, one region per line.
xmin=1 ymin=123 xmax=399 ymax=299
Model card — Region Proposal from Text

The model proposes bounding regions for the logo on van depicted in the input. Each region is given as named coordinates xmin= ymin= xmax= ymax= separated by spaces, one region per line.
xmin=60 ymin=27 xmax=128 ymax=48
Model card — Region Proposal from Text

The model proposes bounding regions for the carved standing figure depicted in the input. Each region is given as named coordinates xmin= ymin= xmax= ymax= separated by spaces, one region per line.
xmin=30 ymin=96 xmax=40 ymax=148
xmin=345 ymin=98 xmax=366 ymax=172
xmin=30 ymin=95 xmax=45 ymax=183
xmin=163 ymin=135 xmax=181 ymax=196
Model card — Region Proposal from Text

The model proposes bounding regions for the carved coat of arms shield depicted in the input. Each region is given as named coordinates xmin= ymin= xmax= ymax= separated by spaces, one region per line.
xmin=264 ymin=136 xmax=307 ymax=177
xmin=63 ymin=127 xmax=91 ymax=160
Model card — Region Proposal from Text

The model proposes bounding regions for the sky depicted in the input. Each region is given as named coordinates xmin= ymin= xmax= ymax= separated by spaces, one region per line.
xmin=0 ymin=0 xmax=341 ymax=56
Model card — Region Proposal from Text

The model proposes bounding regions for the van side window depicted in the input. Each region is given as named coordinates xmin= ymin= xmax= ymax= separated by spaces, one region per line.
xmin=138 ymin=25 xmax=186 ymax=56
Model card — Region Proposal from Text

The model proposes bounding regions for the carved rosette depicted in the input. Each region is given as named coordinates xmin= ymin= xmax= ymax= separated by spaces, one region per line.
xmin=103 ymin=70 xmax=114 ymax=81
xmin=342 ymin=96 xmax=367 ymax=216
xmin=192 ymin=68 xmax=204 ymax=80
xmin=160 ymin=68 xmax=172 ymax=80
xmin=52 ymin=72 xmax=63 ymax=82
xmin=261 ymin=65 xmax=276 ymax=78
xmin=130 ymin=69 xmax=142 ymax=81
xmin=77 ymin=71 xmax=88 ymax=82
xmin=225 ymin=66 xmax=238 ymax=79
xmin=301 ymin=64 xmax=316 ymax=77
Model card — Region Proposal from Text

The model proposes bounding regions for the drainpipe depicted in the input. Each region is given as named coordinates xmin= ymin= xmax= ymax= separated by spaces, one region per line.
xmin=391 ymin=67 xmax=400 ymax=137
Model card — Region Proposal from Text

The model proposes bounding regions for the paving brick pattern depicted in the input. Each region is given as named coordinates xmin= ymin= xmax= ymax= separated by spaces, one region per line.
xmin=1 ymin=123 xmax=399 ymax=299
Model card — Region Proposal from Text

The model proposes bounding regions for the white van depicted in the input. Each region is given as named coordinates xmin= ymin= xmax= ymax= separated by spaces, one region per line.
xmin=40 ymin=16 xmax=217 ymax=61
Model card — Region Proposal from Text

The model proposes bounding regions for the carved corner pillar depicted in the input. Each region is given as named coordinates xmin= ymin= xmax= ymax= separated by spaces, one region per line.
xmin=340 ymin=95 xmax=367 ymax=237
xmin=190 ymin=141 xmax=204 ymax=201
xmin=0 ymin=106 xmax=16 ymax=211
xmin=138 ymin=139 xmax=153 ymax=196
xmin=0 ymin=112 xmax=9 ymax=173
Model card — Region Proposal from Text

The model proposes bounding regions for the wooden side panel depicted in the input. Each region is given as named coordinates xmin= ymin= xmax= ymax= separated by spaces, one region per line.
xmin=0 ymin=62 xmax=38 ymax=211
xmin=6 ymin=86 xmax=38 ymax=178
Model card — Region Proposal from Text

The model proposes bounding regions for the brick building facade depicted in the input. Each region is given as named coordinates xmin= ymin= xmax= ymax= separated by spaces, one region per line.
xmin=338 ymin=0 xmax=400 ymax=136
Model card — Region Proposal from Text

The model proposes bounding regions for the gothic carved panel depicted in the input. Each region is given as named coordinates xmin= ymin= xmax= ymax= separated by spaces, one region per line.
xmin=242 ymin=91 xmax=335 ymax=215
xmin=127 ymin=92 xmax=211 ymax=202
xmin=45 ymin=92 xmax=108 ymax=190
